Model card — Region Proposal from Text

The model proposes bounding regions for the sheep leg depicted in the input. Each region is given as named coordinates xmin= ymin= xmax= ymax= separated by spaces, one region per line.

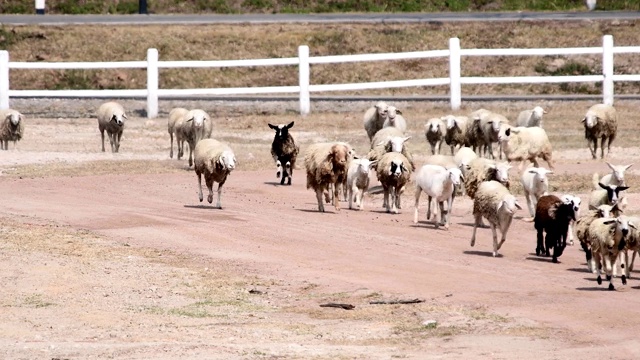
xmin=205 ymin=175 xmax=214 ymax=204
xmin=470 ymin=213 xmax=482 ymax=247
xmin=450 ymin=145 xmax=455 ymax=155
xmin=358 ymin=187 xmax=365 ymax=210
xmin=333 ymin=183 xmax=341 ymax=211
xmin=606 ymin=136 xmax=614 ymax=158
xmin=497 ymin=216 xmax=512 ymax=252
xmin=413 ymin=188 xmax=422 ymax=224
xmin=535 ymin=227 xmax=544 ymax=256
xmin=197 ymin=171 xmax=204 ymax=202
xmin=216 ymin=179 xmax=226 ymax=209
xmin=100 ymin=129 xmax=106 ymax=152
xmin=315 ymin=189 xmax=325 ymax=212
xmin=188 ymin=142 xmax=194 ymax=167
xmin=622 ymin=250 xmax=630 ymax=280
xmin=169 ymin=132 xmax=174 ymax=158
xmin=396 ymin=185 xmax=403 ymax=210
xmin=391 ymin=187 xmax=399 ymax=214
xmin=630 ymin=250 xmax=638 ymax=272
xmin=275 ymin=160 xmax=282 ymax=179
xmin=491 ymin=224 xmax=500 ymax=257
xmin=524 ymin=192 xmax=534 ymax=218
xmin=440 ymin=201 xmax=449 ymax=229
xmin=116 ymin=131 xmax=122 ymax=153
xmin=286 ymin=162 xmax=292 ymax=185
xmin=383 ymin=187 xmax=391 ymax=213
xmin=1 ymin=140 xmax=6 ymax=150
xmin=426 ymin=195 xmax=433 ymax=221
xmin=592 ymin=138 xmax=599 ymax=160
xmin=604 ymin=256 xmax=616 ymax=290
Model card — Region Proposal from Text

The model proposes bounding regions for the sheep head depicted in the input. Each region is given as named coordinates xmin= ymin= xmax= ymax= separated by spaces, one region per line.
xmin=498 ymin=194 xmax=522 ymax=214
xmin=110 ymin=112 xmax=126 ymax=127
xmin=375 ymin=102 xmax=389 ymax=118
xmin=606 ymin=162 xmax=632 ymax=184
xmin=448 ymin=167 xmax=463 ymax=186
xmin=328 ymin=144 xmax=349 ymax=169
xmin=388 ymin=159 xmax=408 ymax=177
xmin=533 ymin=106 xmax=547 ymax=117
xmin=217 ymin=150 xmax=237 ymax=171
xmin=385 ymin=136 xmax=410 ymax=153
xmin=426 ymin=119 xmax=442 ymax=134
xmin=528 ymin=167 xmax=553 ymax=187
xmin=443 ymin=115 xmax=457 ymax=130
xmin=598 ymin=182 xmax=629 ymax=205
xmin=582 ymin=112 xmax=599 ymax=128
xmin=7 ymin=112 xmax=22 ymax=126
xmin=268 ymin=121 xmax=294 ymax=141
xmin=492 ymin=162 xmax=512 ymax=184
xmin=187 ymin=111 xmax=207 ymax=129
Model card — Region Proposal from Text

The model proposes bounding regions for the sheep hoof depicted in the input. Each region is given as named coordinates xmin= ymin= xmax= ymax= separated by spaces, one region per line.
xmin=597 ymin=276 xmax=602 ymax=285
xmin=492 ymin=251 xmax=498 ymax=257
xmin=606 ymin=275 xmax=612 ymax=281
xmin=552 ymin=258 xmax=558 ymax=263
xmin=207 ymin=194 xmax=213 ymax=204
xmin=443 ymin=224 xmax=449 ymax=230
xmin=535 ymin=248 xmax=541 ymax=256
xmin=622 ymin=275 xmax=627 ymax=285
xmin=287 ymin=178 xmax=292 ymax=186
xmin=276 ymin=171 xmax=281 ymax=178
xmin=608 ymin=283 xmax=615 ymax=291
xmin=568 ymin=240 xmax=574 ymax=246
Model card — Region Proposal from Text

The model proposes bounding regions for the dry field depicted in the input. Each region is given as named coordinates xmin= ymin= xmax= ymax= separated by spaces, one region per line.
xmin=1 ymin=99 xmax=640 ymax=358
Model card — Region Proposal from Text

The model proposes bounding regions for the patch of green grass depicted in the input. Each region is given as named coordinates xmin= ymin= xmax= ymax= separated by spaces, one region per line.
xmin=23 ymin=294 xmax=56 ymax=308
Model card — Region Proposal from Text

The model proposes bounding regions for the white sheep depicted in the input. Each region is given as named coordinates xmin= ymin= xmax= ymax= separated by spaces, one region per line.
xmin=442 ymin=115 xmax=472 ymax=155
xmin=413 ymin=164 xmax=463 ymax=229
xmin=194 ymin=138 xmax=237 ymax=209
xmin=168 ymin=107 xmax=189 ymax=159
xmin=575 ymin=203 xmax=618 ymax=273
xmin=582 ymin=103 xmax=617 ymax=159
xmin=618 ymin=216 xmax=640 ymax=281
xmin=96 ymin=101 xmax=127 ymax=153
xmin=498 ymin=126 xmax=554 ymax=171
xmin=520 ymin=167 xmax=553 ymax=218
xmin=516 ymin=106 xmax=547 ymax=128
xmin=0 ymin=108 xmax=25 ymax=150
xmin=376 ymin=151 xmax=412 ymax=214
xmin=304 ymin=142 xmax=351 ymax=212
xmin=454 ymin=146 xmax=478 ymax=177
xmin=470 ymin=180 xmax=522 ymax=257
xmin=363 ymin=101 xmax=389 ymax=142
xmin=382 ymin=106 xmax=407 ymax=133
xmin=588 ymin=215 xmax=635 ymax=290
xmin=424 ymin=117 xmax=446 ymax=155
xmin=347 ymin=158 xmax=376 ymax=210
xmin=178 ymin=109 xmax=213 ymax=167
xmin=596 ymin=162 xmax=632 ymax=187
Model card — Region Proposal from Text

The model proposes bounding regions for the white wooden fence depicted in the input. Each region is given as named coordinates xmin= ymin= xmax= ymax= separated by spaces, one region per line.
xmin=1 ymin=35 xmax=639 ymax=119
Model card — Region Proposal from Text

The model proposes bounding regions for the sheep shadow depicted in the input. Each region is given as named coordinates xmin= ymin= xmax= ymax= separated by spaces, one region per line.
xmin=410 ymin=221 xmax=444 ymax=230
xmin=183 ymin=204 xmax=222 ymax=210
xmin=575 ymin=286 xmax=612 ymax=292
xmin=524 ymin=256 xmax=560 ymax=264
xmin=566 ymin=267 xmax=591 ymax=273
xmin=296 ymin=208 xmax=337 ymax=214
xmin=367 ymin=186 xmax=384 ymax=195
xmin=263 ymin=181 xmax=291 ymax=186
xmin=458 ymin=222 xmax=489 ymax=228
xmin=463 ymin=250 xmax=502 ymax=258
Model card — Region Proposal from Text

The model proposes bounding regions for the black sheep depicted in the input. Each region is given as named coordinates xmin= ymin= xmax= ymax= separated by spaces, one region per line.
xmin=534 ymin=195 xmax=577 ymax=263
xmin=268 ymin=121 xmax=299 ymax=185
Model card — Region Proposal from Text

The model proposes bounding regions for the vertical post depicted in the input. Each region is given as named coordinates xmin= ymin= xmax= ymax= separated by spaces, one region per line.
xmin=35 ymin=0 xmax=45 ymax=14
xmin=298 ymin=45 xmax=310 ymax=117
xmin=146 ymin=48 xmax=159 ymax=119
xmin=602 ymin=35 xmax=614 ymax=106
xmin=0 ymin=51 xmax=9 ymax=110
xmin=449 ymin=37 xmax=461 ymax=111
xmin=139 ymin=0 xmax=148 ymax=14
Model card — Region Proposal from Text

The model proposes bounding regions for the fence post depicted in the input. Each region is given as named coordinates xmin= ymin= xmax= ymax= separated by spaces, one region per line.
xmin=449 ymin=37 xmax=461 ymax=111
xmin=146 ymin=48 xmax=159 ymax=119
xmin=298 ymin=45 xmax=310 ymax=116
xmin=35 ymin=0 xmax=45 ymax=14
xmin=602 ymin=35 xmax=614 ymax=106
xmin=0 ymin=51 xmax=9 ymax=110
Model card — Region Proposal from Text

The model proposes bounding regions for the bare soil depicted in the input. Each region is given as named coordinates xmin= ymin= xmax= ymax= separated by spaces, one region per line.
xmin=2 ymin=100 xmax=640 ymax=359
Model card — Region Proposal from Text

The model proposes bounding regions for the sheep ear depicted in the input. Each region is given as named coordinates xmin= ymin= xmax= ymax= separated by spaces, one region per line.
xmin=514 ymin=200 xmax=522 ymax=210
xmin=598 ymin=182 xmax=608 ymax=190
xmin=618 ymin=186 xmax=630 ymax=192
xmin=602 ymin=219 xmax=616 ymax=225
xmin=186 ymin=117 xmax=194 ymax=122
xmin=286 ymin=121 xmax=295 ymax=129
xmin=268 ymin=123 xmax=278 ymax=130
xmin=376 ymin=141 xmax=385 ymax=147
xmin=402 ymin=136 xmax=411 ymax=143
xmin=630 ymin=222 xmax=637 ymax=230
xmin=625 ymin=164 xmax=633 ymax=170
xmin=122 ymin=114 xmax=128 ymax=120
xmin=459 ymin=173 xmax=465 ymax=182
xmin=395 ymin=109 xmax=402 ymax=115
xmin=580 ymin=117 xmax=586 ymax=123
xmin=606 ymin=162 xmax=615 ymax=171
xmin=369 ymin=161 xmax=378 ymax=168
xmin=233 ymin=157 xmax=238 ymax=166
xmin=527 ymin=168 xmax=537 ymax=174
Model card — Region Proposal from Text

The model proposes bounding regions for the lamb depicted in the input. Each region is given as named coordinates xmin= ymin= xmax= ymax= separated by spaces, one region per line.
xmin=0 ymin=109 xmax=25 ymax=150
xmin=346 ymin=158 xmax=376 ymax=210
xmin=304 ymin=142 xmax=351 ymax=212
xmin=194 ymin=139 xmax=237 ymax=209
xmin=424 ymin=117 xmax=446 ymax=155
xmin=582 ymin=103 xmax=618 ymax=159
xmin=533 ymin=195 xmax=576 ymax=263
xmin=368 ymin=127 xmax=414 ymax=171
xmin=596 ymin=162 xmax=632 ymax=187
xmin=560 ymin=194 xmax=582 ymax=246
xmin=463 ymin=158 xmax=511 ymax=199
xmin=588 ymin=215 xmax=635 ymax=290
xmin=376 ymin=151 xmax=412 ymax=214
xmin=442 ymin=115 xmax=472 ymax=155
xmin=168 ymin=107 xmax=188 ymax=159
xmin=96 ymin=102 xmax=127 ymax=153
xmin=178 ymin=109 xmax=213 ymax=167
xmin=498 ymin=126 xmax=554 ymax=171
xmin=520 ymin=167 xmax=553 ymax=218
xmin=268 ymin=121 xmax=300 ymax=186
xmin=382 ymin=106 xmax=407 ymax=133
xmin=413 ymin=164 xmax=463 ymax=229
xmin=575 ymin=203 xmax=618 ymax=273
xmin=618 ymin=216 xmax=640 ymax=280
xmin=467 ymin=110 xmax=489 ymax=156
xmin=516 ymin=106 xmax=547 ymax=128
xmin=363 ymin=101 xmax=389 ymax=142
xmin=588 ymin=176 xmax=629 ymax=210
xmin=470 ymin=180 xmax=522 ymax=257
xmin=454 ymin=146 xmax=477 ymax=175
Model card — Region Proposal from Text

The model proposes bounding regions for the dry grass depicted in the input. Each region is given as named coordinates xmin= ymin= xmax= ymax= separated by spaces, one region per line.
xmin=2 ymin=20 xmax=640 ymax=96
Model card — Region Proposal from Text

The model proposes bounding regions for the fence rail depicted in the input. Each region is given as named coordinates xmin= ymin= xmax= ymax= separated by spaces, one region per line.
xmin=1 ymin=35 xmax=639 ymax=118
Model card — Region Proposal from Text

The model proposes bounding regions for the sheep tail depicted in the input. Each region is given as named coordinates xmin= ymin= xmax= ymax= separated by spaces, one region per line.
xmin=592 ymin=173 xmax=600 ymax=189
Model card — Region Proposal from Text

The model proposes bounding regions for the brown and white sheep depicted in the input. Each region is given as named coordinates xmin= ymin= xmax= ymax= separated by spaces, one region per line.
xmin=0 ymin=108 xmax=25 ymax=150
xmin=376 ymin=151 xmax=412 ymax=214
xmin=582 ymin=103 xmax=617 ymax=159
xmin=304 ymin=142 xmax=351 ymax=212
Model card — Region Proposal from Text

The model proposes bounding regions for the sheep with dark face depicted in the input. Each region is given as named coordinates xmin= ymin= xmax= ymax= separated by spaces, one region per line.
xmin=96 ymin=102 xmax=127 ymax=153
xmin=534 ymin=195 xmax=577 ymax=263
xmin=588 ymin=178 xmax=629 ymax=210
xmin=268 ymin=121 xmax=300 ymax=186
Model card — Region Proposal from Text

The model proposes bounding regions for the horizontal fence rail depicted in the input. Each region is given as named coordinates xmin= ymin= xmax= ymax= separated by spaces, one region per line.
xmin=0 ymin=35 xmax=639 ymax=118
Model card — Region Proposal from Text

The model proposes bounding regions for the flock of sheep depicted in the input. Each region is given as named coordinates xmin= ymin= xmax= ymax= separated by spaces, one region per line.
xmin=0 ymin=98 xmax=635 ymax=291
